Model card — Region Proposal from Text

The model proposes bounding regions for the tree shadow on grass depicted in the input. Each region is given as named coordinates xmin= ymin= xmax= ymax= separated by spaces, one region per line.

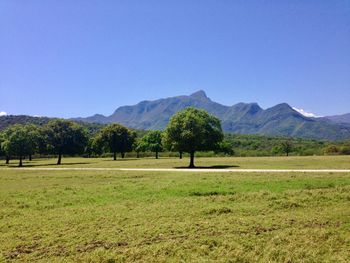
xmin=19 ymin=162 xmax=94 ymax=167
xmin=174 ymin=165 xmax=239 ymax=169
xmin=102 ymin=158 xmax=139 ymax=162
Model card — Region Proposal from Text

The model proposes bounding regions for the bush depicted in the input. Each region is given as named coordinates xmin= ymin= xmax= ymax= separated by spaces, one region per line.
xmin=340 ymin=146 xmax=350 ymax=155
xmin=324 ymin=145 xmax=340 ymax=155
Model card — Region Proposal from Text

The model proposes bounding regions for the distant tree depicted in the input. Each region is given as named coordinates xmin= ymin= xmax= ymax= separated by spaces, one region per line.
xmin=90 ymin=134 xmax=104 ymax=156
xmin=279 ymin=140 xmax=293 ymax=156
xmin=340 ymin=145 xmax=350 ymax=155
xmin=84 ymin=138 xmax=94 ymax=158
xmin=97 ymin=124 xmax=135 ymax=160
xmin=1 ymin=125 xmax=34 ymax=166
xmin=324 ymin=145 xmax=340 ymax=155
xmin=43 ymin=120 xmax=88 ymax=165
xmin=133 ymin=138 xmax=147 ymax=158
xmin=215 ymin=140 xmax=235 ymax=156
xmin=140 ymin=130 xmax=163 ymax=159
xmin=163 ymin=107 xmax=223 ymax=168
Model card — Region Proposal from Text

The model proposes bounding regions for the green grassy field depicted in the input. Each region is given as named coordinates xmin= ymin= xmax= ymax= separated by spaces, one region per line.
xmin=1 ymin=155 xmax=350 ymax=169
xmin=0 ymin=157 xmax=350 ymax=262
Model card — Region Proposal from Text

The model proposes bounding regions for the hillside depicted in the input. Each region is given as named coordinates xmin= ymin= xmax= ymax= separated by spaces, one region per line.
xmin=0 ymin=115 xmax=104 ymax=135
xmin=74 ymin=91 xmax=350 ymax=141
xmin=0 ymin=115 xmax=52 ymax=130
xmin=324 ymin=113 xmax=350 ymax=124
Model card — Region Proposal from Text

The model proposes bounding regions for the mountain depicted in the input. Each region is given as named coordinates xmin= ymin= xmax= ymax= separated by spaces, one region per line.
xmin=74 ymin=90 xmax=350 ymax=141
xmin=323 ymin=113 xmax=350 ymax=124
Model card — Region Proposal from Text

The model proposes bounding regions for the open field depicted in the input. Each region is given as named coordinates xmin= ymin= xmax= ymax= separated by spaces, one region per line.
xmin=1 ymin=155 xmax=350 ymax=169
xmin=1 ymin=157 xmax=350 ymax=262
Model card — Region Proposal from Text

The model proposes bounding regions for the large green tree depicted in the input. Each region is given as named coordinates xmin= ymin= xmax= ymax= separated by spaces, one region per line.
xmin=43 ymin=120 xmax=88 ymax=165
xmin=97 ymin=124 xmax=135 ymax=160
xmin=163 ymin=107 xmax=223 ymax=168
xmin=140 ymin=130 xmax=163 ymax=159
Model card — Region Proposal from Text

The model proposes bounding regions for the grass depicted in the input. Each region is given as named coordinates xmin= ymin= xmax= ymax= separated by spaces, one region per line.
xmin=1 ymin=155 xmax=350 ymax=169
xmin=0 ymin=157 xmax=349 ymax=262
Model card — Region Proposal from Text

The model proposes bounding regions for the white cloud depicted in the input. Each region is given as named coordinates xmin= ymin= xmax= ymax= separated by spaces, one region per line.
xmin=0 ymin=111 xmax=7 ymax=116
xmin=292 ymin=107 xmax=322 ymax=118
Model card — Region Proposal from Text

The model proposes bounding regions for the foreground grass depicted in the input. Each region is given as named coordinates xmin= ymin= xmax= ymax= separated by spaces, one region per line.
xmin=1 ymin=155 xmax=350 ymax=169
xmin=0 ymin=168 xmax=349 ymax=262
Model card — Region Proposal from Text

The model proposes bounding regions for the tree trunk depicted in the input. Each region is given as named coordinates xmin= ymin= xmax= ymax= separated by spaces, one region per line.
xmin=179 ymin=151 xmax=183 ymax=159
xmin=189 ymin=151 xmax=195 ymax=168
xmin=155 ymin=151 xmax=158 ymax=159
xmin=113 ymin=152 xmax=117 ymax=160
xmin=136 ymin=152 xmax=140 ymax=158
xmin=29 ymin=154 xmax=32 ymax=161
xmin=57 ymin=153 xmax=62 ymax=165
xmin=6 ymin=156 xmax=9 ymax=164
xmin=19 ymin=156 xmax=23 ymax=167
xmin=286 ymin=152 xmax=289 ymax=157
xmin=121 ymin=152 xmax=125 ymax=158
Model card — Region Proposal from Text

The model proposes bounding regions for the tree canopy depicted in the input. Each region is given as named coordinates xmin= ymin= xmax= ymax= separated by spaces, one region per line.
xmin=96 ymin=124 xmax=135 ymax=160
xmin=42 ymin=119 xmax=88 ymax=164
xmin=279 ymin=140 xmax=293 ymax=156
xmin=139 ymin=130 xmax=163 ymax=159
xmin=163 ymin=107 xmax=223 ymax=167
xmin=0 ymin=124 xmax=40 ymax=166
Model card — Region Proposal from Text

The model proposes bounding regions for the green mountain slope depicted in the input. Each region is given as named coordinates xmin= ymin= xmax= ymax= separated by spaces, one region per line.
xmin=73 ymin=91 xmax=350 ymax=140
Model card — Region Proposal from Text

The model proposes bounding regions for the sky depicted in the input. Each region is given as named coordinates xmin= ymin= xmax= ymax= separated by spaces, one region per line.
xmin=1 ymin=0 xmax=349 ymax=118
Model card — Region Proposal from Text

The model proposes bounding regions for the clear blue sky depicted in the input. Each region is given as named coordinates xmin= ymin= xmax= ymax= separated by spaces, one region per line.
xmin=1 ymin=0 xmax=349 ymax=118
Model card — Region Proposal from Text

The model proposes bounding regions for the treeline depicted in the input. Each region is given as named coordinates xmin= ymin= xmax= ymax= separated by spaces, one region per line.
xmin=223 ymin=134 xmax=350 ymax=157
xmin=0 ymin=120 xmax=150 ymax=166
xmin=0 ymin=108 xmax=224 ymax=167
xmin=1 ymin=108 xmax=349 ymax=167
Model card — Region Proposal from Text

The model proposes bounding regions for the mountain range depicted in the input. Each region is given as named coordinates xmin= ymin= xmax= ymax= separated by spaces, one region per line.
xmin=0 ymin=91 xmax=348 ymax=141
xmin=72 ymin=90 xmax=350 ymax=141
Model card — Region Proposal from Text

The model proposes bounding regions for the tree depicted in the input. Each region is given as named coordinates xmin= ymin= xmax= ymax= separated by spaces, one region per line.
xmin=0 ymin=132 xmax=6 ymax=163
xmin=279 ymin=140 xmax=293 ymax=156
xmin=163 ymin=107 xmax=223 ymax=168
xmin=24 ymin=124 xmax=41 ymax=161
xmin=133 ymin=138 xmax=147 ymax=158
xmin=97 ymin=124 xmax=135 ymax=160
xmin=324 ymin=145 xmax=340 ymax=155
xmin=43 ymin=120 xmax=88 ymax=165
xmin=140 ymin=130 xmax=163 ymax=159
xmin=340 ymin=145 xmax=350 ymax=155
xmin=1 ymin=125 xmax=33 ymax=167
xmin=90 ymin=133 xmax=104 ymax=156
xmin=84 ymin=138 xmax=94 ymax=158
xmin=215 ymin=140 xmax=235 ymax=156
xmin=2 ymin=125 xmax=21 ymax=165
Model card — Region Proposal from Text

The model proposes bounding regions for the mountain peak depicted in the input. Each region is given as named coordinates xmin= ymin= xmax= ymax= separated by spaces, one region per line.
xmin=273 ymin=103 xmax=293 ymax=111
xmin=71 ymin=92 xmax=350 ymax=141
xmin=190 ymin=90 xmax=208 ymax=99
